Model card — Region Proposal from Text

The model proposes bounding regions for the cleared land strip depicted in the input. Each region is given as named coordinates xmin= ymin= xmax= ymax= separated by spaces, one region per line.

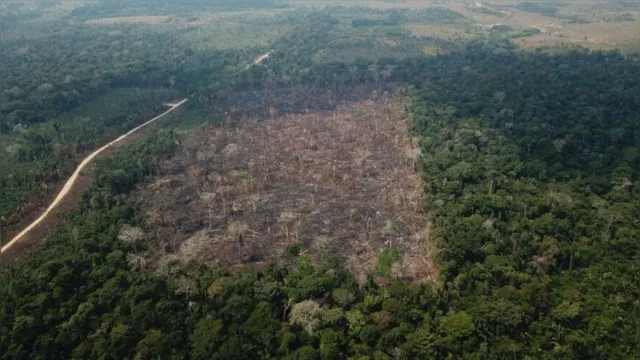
xmin=136 ymin=93 xmax=437 ymax=283
xmin=0 ymin=99 xmax=188 ymax=254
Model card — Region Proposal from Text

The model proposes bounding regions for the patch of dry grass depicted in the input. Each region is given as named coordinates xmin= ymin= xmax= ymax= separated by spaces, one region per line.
xmin=514 ymin=21 xmax=640 ymax=52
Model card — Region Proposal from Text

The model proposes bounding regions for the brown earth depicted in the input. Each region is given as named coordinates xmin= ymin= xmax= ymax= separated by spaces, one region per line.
xmin=85 ymin=16 xmax=171 ymax=24
xmin=135 ymin=92 xmax=437 ymax=283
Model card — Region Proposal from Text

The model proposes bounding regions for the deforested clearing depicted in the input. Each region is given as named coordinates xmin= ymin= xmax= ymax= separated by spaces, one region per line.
xmin=136 ymin=93 xmax=437 ymax=283
xmin=86 ymin=16 xmax=170 ymax=24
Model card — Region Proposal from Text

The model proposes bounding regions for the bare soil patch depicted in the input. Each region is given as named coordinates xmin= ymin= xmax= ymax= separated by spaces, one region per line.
xmin=136 ymin=92 xmax=437 ymax=283
xmin=86 ymin=15 xmax=170 ymax=24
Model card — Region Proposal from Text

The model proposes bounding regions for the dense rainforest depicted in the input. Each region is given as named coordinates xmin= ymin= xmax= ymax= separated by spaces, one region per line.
xmin=1 ymin=4 xmax=640 ymax=360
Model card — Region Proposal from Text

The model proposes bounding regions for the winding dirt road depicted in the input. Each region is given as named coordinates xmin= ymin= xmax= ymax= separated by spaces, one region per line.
xmin=0 ymin=99 xmax=188 ymax=254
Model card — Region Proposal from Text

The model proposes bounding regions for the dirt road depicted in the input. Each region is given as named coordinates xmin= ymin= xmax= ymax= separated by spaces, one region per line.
xmin=245 ymin=50 xmax=273 ymax=69
xmin=0 ymin=99 xmax=188 ymax=254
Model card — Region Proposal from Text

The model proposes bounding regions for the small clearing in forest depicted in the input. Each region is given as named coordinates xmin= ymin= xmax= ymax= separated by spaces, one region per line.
xmin=86 ymin=16 xmax=170 ymax=24
xmin=135 ymin=92 xmax=437 ymax=283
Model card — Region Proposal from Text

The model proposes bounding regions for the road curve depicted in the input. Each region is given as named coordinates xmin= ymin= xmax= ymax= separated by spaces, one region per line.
xmin=1 ymin=99 xmax=188 ymax=254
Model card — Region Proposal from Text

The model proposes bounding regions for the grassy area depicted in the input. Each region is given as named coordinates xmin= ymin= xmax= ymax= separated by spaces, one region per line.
xmin=438 ymin=0 xmax=640 ymax=53
xmin=178 ymin=11 xmax=293 ymax=50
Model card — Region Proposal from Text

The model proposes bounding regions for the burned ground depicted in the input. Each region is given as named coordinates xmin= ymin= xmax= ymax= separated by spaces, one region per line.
xmin=208 ymin=84 xmax=399 ymax=121
xmin=133 ymin=90 xmax=437 ymax=283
